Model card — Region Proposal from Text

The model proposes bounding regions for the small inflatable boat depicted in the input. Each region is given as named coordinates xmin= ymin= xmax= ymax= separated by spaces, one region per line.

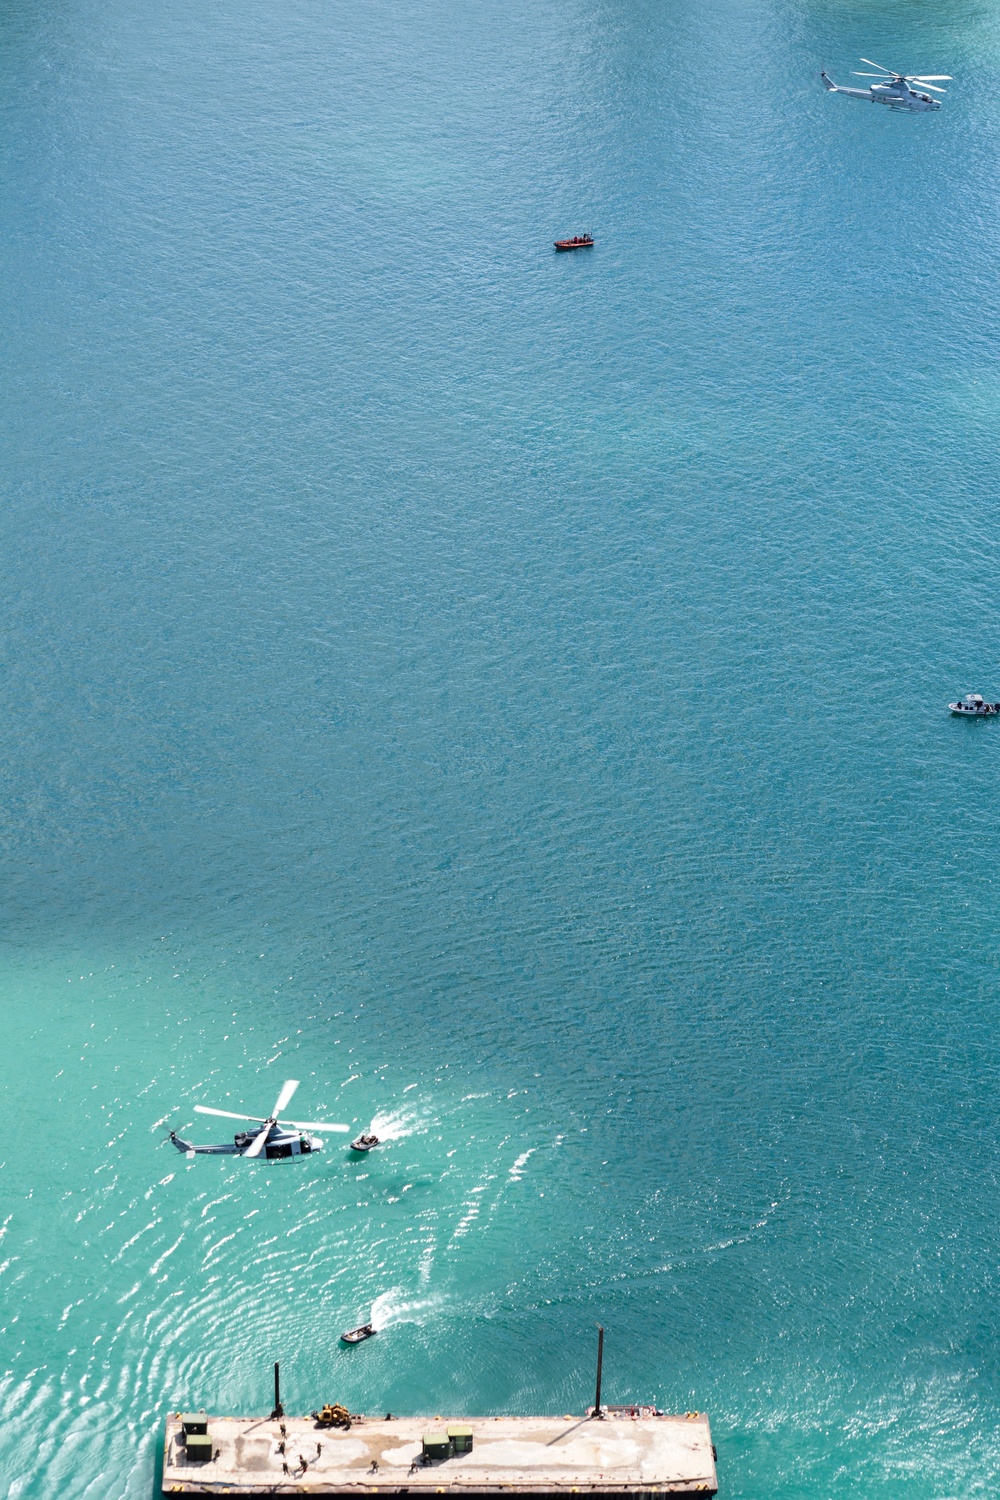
xmin=350 ymin=1133 xmax=380 ymax=1152
xmin=341 ymin=1323 xmax=375 ymax=1344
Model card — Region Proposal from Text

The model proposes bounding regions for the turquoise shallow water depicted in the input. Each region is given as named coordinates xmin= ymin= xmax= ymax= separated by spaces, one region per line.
xmin=5 ymin=0 xmax=1000 ymax=1493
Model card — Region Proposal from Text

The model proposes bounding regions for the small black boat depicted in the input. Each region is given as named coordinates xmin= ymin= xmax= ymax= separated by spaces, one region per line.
xmin=341 ymin=1323 xmax=375 ymax=1344
xmin=350 ymin=1133 xmax=380 ymax=1152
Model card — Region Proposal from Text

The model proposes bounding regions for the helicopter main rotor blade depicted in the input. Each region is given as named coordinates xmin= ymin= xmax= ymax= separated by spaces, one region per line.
xmin=910 ymin=75 xmax=952 ymax=81
xmin=243 ymin=1126 xmax=271 ymax=1159
xmin=272 ymin=1079 xmax=300 ymax=1117
xmin=859 ymin=57 xmax=896 ymax=74
xmin=195 ymin=1106 xmax=269 ymax=1122
xmin=283 ymin=1119 xmax=351 ymax=1133
xmin=853 ymin=72 xmax=889 ymax=78
xmin=909 ymin=80 xmax=946 ymax=91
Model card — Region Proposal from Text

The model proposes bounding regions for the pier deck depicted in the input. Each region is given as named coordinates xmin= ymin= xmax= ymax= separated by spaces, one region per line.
xmin=162 ymin=1410 xmax=717 ymax=1497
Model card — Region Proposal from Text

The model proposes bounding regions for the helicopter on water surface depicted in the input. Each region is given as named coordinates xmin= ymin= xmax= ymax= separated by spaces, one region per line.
xmin=169 ymin=1078 xmax=349 ymax=1160
xmin=821 ymin=59 xmax=951 ymax=111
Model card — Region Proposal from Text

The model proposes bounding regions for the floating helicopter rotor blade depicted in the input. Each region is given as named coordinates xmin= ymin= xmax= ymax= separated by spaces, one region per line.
xmin=283 ymin=1119 xmax=351 ymax=1133
xmin=272 ymin=1079 xmax=300 ymax=1117
xmin=243 ymin=1126 xmax=271 ymax=1159
xmin=194 ymin=1105 xmax=269 ymax=1122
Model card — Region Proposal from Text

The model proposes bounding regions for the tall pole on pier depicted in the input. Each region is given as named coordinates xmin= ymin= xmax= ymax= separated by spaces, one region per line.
xmin=594 ymin=1325 xmax=604 ymax=1417
xmin=272 ymin=1361 xmax=283 ymax=1419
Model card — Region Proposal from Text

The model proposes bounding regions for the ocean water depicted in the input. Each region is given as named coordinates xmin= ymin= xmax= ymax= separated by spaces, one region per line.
xmin=4 ymin=0 xmax=1000 ymax=1493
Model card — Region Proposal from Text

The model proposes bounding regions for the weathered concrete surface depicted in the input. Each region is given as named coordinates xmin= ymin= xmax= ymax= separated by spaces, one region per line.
xmin=162 ymin=1411 xmax=717 ymax=1496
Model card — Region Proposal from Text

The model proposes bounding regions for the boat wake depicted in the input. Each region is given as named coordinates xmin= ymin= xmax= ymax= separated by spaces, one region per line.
xmin=369 ymin=1287 xmax=444 ymax=1331
xmin=508 ymin=1147 xmax=536 ymax=1181
xmin=367 ymin=1106 xmax=429 ymax=1143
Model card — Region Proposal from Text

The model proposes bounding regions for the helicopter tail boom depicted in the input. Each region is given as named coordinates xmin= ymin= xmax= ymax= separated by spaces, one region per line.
xmin=820 ymin=73 xmax=874 ymax=99
xmin=169 ymin=1130 xmax=239 ymax=1156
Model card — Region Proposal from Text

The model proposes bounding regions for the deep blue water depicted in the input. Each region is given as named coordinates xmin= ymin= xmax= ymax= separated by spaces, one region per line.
xmin=4 ymin=0 xmax=1000 ymax=1494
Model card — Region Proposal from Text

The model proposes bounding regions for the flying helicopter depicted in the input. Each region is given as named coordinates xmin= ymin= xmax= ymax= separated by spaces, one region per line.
xmin=821 ymin=59 xmax=951 ymax=111
xmin=169 ymin=1078 xmax=350 ymax=1160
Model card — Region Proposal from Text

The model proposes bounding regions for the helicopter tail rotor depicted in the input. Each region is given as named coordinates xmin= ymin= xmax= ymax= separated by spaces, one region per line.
xmin=168 ymin=1130 xmax=198 ymax=1160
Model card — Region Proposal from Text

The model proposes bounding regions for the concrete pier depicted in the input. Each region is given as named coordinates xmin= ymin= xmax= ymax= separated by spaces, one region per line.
xmin=161 ymin=1409 xmax=718 ymax=1497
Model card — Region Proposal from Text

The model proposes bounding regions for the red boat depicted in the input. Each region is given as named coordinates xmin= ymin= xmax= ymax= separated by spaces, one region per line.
xmin=554 ymin=235 xmax=594 ymax=251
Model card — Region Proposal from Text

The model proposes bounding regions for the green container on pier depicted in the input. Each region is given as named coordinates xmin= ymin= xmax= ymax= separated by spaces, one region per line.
xmin=181 ymin=1414 xmax=209 ymax=1436
xmin=422 ymin=1432 xmax=451 ymax=1460
xmin=448 ymin=1426 xmax=474 ymax=1454
xmin=184 ymin=1433 xmax=213 ymax=1463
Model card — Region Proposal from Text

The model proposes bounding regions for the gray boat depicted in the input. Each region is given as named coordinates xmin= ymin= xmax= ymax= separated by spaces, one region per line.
xmin=350 ymin=1133 xmax=380 ymax=1152
xmin=341 ymin=1323 xmax=375 ymax=1344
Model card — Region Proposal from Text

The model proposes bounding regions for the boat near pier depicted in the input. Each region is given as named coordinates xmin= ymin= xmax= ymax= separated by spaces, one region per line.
xmin=161 ymin=1408 xmax=718 ymax=1496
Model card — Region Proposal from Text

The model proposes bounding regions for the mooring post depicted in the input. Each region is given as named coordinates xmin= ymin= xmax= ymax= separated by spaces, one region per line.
xmin=594 ymin=1324 xmax=604 ymax=1416
xmin=272 ymin=1361 xmax=283 ymax=1419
